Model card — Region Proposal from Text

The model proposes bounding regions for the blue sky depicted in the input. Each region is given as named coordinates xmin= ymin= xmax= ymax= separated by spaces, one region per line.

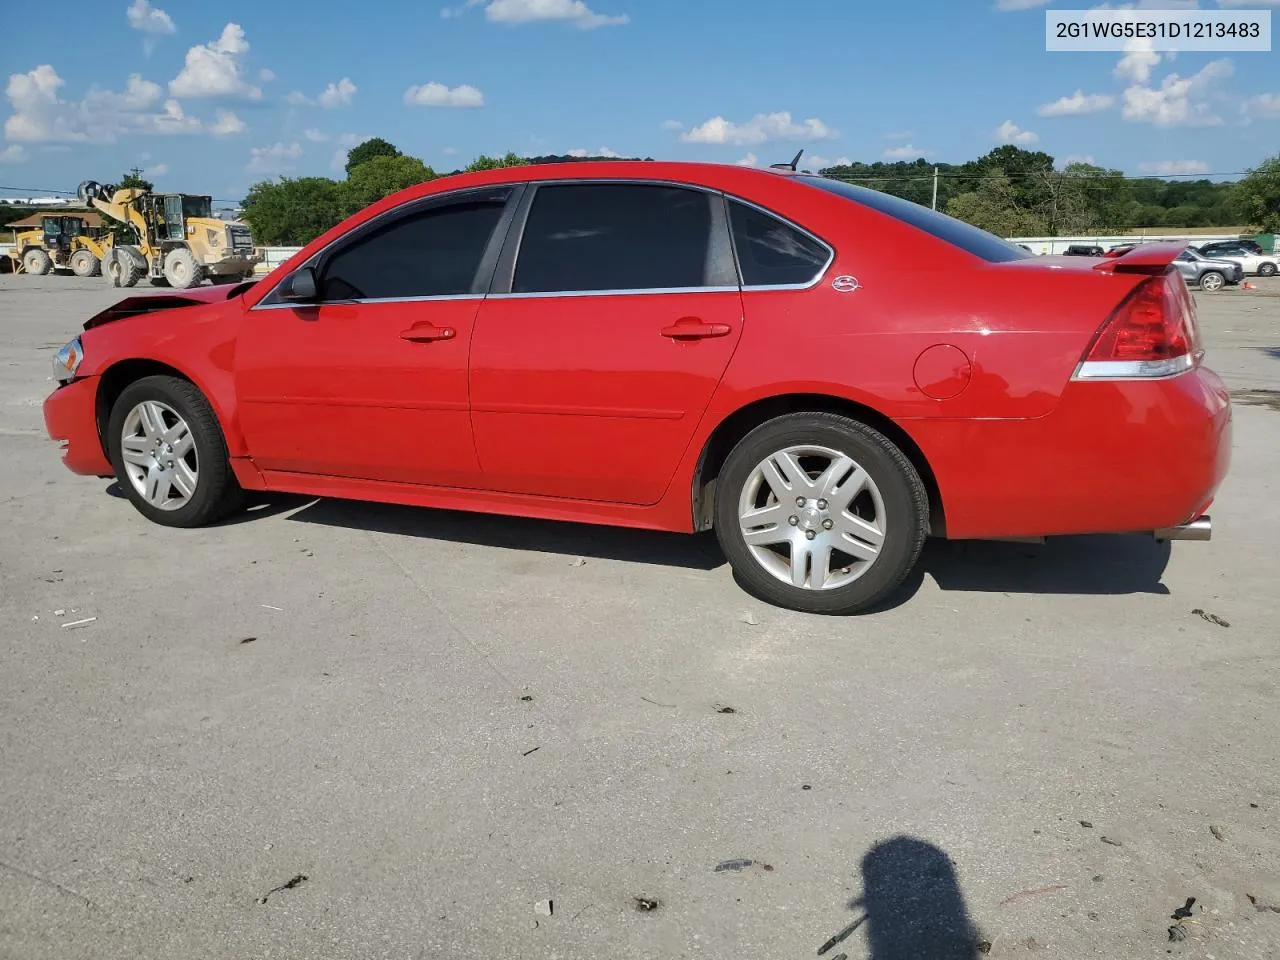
xmin=2 ymin=0 xmax=1277 ymax=202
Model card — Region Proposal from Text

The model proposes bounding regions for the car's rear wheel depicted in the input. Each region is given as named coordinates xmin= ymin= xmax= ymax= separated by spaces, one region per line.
xmin=107 ymin=375 xmax=243 ymax=528
xmin=714 ymin=413 xmax=928 ymax=615
xmin=1199 ymin=271 xmax=1225 ymax=292
xmin=1259 ymin=262 xmax=1277 ymax=278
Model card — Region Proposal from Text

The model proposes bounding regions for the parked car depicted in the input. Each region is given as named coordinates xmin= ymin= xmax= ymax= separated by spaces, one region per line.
xmin=1105 ymin=243 xmax=1138 ymax=258
xmin=1197 ymin=240 xmax=1263 ymax=258
xmin=42 ymin=162 xmax=1231 ymax=615
xmin=1193 ymin=240 xmax=1277 ymax=277
xmin=1064 ymin=244 xmax=1105 ymax=257
xmin=1173 ymin=247 xmax=1245 ymax=291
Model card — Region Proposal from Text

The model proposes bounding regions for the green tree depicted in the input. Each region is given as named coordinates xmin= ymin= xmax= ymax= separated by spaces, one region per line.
xmin=344 ymin=137 xmax=401 ymax=176
xmin=242 ymin=176 xmax=346 ymax=246
xmin=464 ymin=152 xmax=530 ymax=173
xmin=342 ymin=154 xmax=436 ymax=217
xmin=946 ymin=171 xmax=1046 ymax=237
xmin=1234 ymin=155 xmax=1280 ymax=232
xmin=119 ymin=166 xmax=154 ymax=192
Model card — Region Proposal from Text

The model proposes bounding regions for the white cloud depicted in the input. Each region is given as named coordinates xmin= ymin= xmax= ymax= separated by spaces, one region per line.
xmin=318 ymin=78 xmax=357 ymax=108
xmin=681 ymin=111 xmax=837 ymax=146
xmin=143 ymin=162 xmax=168 ymax=177
xmin=403 ymin=82 xmax=484 ymax=107
xmin=303 ymin=127 xmax=329 ymax=142
xmin=660 ymin=119 xmax=683 ymax=131
xmin=1121 ymin=58 xmax=1232 ymax=126
xmin=127 ymin=0 xmax=175 ymax=34
xmin=259 ymin=68 xmax=276 ymax=83
xmin=482 ymin=0 xmax=629 ymax=28
xmin=0 ymin=144 xmax=26 ymax=163
xmin=1139 ymin=159 xmax=1210 ymax=175
xmin=210 ymin=109 xmax=246 ymax=136
xmin=1242 ymin=92 xmax=1280 ymax=119
xmin=994 ymin=120 xmax=1039 ymax=144
xmin=1037 ymin=90 xmax=1115 ymax=117
xmin=804 ymin=155 xmax=853 ymax=169
xmin=170 ymin=24 xmax=262 ymax=100
xmin=1115 ymin=38 xmax=1162 ymax=83
xmin=4 ymin=65 xmax=202 ymax=142
xmin=567 ymin=146 xmax=620 ymax=157
xmin=285 ymin=91 xmax=311 ymax=105
xmin=736 ymin=152 xmax=759 ymax=167
xmin=883 ymin=144 xmax=932 ymax=159
xmin=248 ymin=141 xmax=302 ymax=173
xmin=1059 ymin=154 xmax=1097 ymax=167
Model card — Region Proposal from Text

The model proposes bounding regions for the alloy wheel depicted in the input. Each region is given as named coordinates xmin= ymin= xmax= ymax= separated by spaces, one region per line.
xmin=737 ymin=444 xmax=887 ymax=590
xmin=119 ymin=401 xmax=199 ymax=510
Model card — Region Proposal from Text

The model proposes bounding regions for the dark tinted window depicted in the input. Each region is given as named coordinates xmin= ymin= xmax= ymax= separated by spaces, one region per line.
xmin=513 ymin=184 xmax=714 ymax=293
xmin=728 ymin=200 xmax=830 ymax=286
xmin=320 ymin=195 xmax=507 ymax=301
xmin=797 ymin=175 xmax=1032 ymax=263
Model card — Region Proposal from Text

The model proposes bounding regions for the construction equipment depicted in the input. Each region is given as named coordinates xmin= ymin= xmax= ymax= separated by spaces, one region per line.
xmin=76 ymin=181 xmax=261 ymax=289
xmin=10 ymin=214 xmax=110 ymax=277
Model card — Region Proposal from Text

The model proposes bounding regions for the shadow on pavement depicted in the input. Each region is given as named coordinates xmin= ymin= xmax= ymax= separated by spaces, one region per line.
xmin=286 ymin=497 xmax=727 ymax=570
xmin=818 ymin=836 xmax=981 ymax=960
xmin=104 ymin=481 xmax=314 ymax=525
xmin=286 ymin=497 xmax=1173 ymax=599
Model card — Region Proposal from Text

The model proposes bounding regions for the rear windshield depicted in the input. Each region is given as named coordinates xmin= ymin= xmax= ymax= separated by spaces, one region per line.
xmin=796 ymin=175 xmax=1032 ymax=263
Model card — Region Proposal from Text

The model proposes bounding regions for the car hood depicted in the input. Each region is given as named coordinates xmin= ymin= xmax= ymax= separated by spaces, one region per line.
xmin=82 ymin=282 xmax=256 ymax=331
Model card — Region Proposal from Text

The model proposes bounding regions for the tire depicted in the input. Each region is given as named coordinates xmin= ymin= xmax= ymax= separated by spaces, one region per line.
xmin=104 ymin=247 xmax=145 ymax=288
xmin=1199 ymin=271 xmax=1225 ymax=292
xmin=70 ymin=249 xmax=99 ymax=277
xmin=22 ymin=248 xmax=52 ymax=276
xmin=107 ymin=375 xmax=244 ymax=528
xmin=163 ymin=248 xmax=203 ymax=289
xmin=149 ymin=277 xmax=171 ymax=287
xmin=714 ymin=413 xmax=929 ymax=615
xmin=1259 ymin=262 xmax=1278 ymax=278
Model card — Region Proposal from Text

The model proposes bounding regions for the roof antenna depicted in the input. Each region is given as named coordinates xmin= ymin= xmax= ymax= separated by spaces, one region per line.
xmin=770 ymin=149 xmax=804 ymax=172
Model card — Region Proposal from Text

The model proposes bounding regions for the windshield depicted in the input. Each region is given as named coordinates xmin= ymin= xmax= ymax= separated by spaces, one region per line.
xmin=181 ymin=196 xmax=213 ymax=219
xmin=796 ymin=175 xmax=1033 ymax=263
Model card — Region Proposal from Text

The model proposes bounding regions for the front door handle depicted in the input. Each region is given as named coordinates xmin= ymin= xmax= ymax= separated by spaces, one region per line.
xmin=660 ymin=317 xmax=733 ymax=341
xmin=400 ymin=322 xmax=456 ymax=343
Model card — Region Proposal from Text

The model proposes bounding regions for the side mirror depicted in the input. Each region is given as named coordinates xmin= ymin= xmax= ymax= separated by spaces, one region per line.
xmin=281 ymin=266 xmax=317 ymax=302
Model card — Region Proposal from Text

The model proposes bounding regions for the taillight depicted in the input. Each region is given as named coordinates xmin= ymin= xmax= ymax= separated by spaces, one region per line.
xmin=1073 ymin=271 xmax=1202 ymax=380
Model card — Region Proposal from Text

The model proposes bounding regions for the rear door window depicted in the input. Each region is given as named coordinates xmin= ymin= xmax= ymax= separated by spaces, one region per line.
xmin=727 ymin=200 xmax=831 ymax=287
xmin=512 ymin=183 xmax=723 ymax=293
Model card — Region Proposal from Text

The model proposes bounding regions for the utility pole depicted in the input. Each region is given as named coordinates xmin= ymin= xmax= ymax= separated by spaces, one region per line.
xmin=931 ymin=167 xmax=939 ymax=211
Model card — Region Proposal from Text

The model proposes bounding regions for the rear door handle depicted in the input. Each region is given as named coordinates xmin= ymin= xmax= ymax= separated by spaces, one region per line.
xmin=399 ymin=322 xmax=456 ymax=343
xmin=660 ymin=318 xmax=733 ymax=340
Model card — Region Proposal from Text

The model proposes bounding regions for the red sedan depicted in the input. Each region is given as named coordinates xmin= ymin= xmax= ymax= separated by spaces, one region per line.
xmin=44 ymin=161 xmax=1231 ymax=614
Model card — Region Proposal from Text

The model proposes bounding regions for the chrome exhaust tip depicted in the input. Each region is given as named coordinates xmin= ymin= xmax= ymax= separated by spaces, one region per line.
xmin=1154 ymin=515 xmax=1212 ymax=542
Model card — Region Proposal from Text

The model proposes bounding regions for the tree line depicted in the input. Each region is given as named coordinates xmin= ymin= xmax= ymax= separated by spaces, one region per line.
xmin=4 ymin=141 xmax=1276 ymax=245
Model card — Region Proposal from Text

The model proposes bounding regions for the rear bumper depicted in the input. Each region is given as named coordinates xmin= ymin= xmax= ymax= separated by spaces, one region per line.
xmin=911 ymin=365 xmax=1232 ymax=539
xmin=43 ymin=376 xmax=112 ymax=477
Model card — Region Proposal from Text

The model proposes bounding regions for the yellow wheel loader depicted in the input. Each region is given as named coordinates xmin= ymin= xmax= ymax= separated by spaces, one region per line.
xmin=77 ymin=181 xmax=261 ymax=289
xmin=12 ymin=215 xmax=109 ymax=277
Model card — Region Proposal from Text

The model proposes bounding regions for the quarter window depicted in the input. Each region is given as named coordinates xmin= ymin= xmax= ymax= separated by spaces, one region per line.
xmin=512 ymin=183 xmax=717 ymax=293
xmin=319 ymin=195 xmax=508 ymax=301
xmin=727 ymin=199 xmax=830 ymax=287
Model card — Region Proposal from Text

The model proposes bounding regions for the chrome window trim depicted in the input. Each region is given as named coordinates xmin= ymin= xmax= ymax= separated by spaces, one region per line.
xmin=723 ymin=194 xmax=835 ymax=291
xmin=253 ymin=293 xmax=488 ymax=310
xmin=488 ymin=285 xmax=741 ymax=301
xmin=250 ymin=185 xmax=517 ymax=311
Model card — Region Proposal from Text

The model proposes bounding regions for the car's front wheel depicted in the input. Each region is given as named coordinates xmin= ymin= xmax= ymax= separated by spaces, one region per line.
xmin=1259 ymin=262 xmax=1277 ymax=278
xmin=1199 ymin=270 xmax=1225 ymax=292
xmin=714 ymin=413 xmax=929 ymax=615
xmin=107 ymin=375 xmax=243 ymax=527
